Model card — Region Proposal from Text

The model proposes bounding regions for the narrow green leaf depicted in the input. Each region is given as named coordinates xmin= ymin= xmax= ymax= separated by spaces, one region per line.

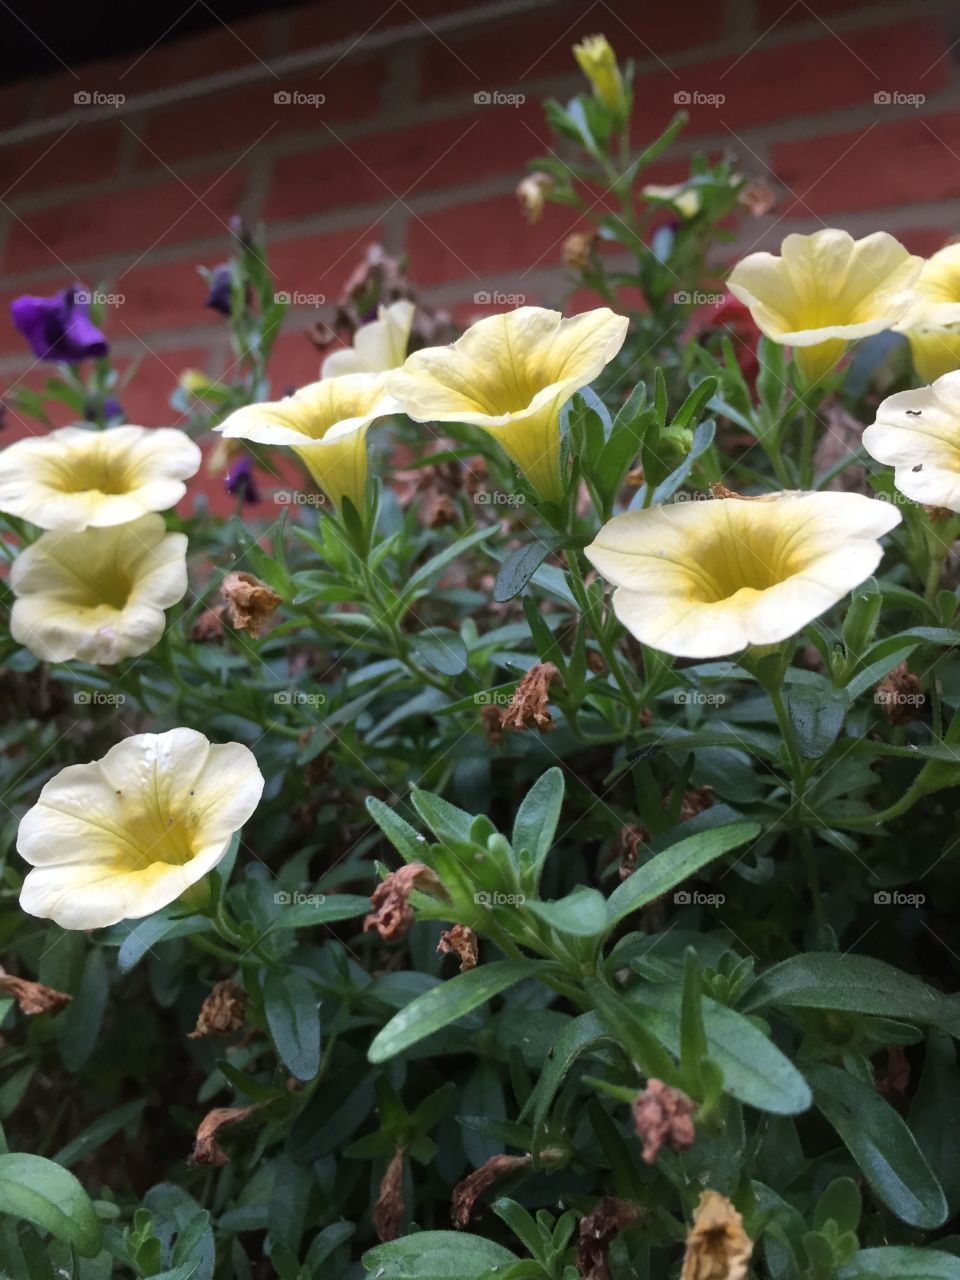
xmin=263 ymin=971 xmax=321 ymax=1082
xmin=0 ymin=1153 xmax=101 ymax=1257
xmin=362 ymin=1230 xmax=518 ymax=1278
xmin=839 ymin=1249 xmax=960 ymax=1280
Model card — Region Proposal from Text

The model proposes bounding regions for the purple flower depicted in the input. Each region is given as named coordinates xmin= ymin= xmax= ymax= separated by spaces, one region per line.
xmin=226 ymin=455 xmax=259 ymax=504
xmin=205 ymin=265 xmax=233 ymax=317
xmin=11 ymin=286 xmax=109 ymax=363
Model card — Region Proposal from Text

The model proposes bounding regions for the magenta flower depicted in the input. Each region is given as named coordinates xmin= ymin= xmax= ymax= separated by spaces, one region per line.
xmin=11 ymin=286 xmax=109 ymax=363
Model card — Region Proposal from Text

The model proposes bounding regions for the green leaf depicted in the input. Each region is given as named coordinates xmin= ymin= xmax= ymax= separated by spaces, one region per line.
xmin=363 ymin=1230 xmax=518 ymax=1278
xmin=57 ymin=949 xmax=107 ymax=1072
xmin=263 ymin=970 xmax=321 ymax=1082
xmin=402 ymin=525 xmax=491 ymax=601
xmin=788 ymin=683 xmax=847 ymax=758
xmin=53 ymin=1099 xmax=146 ymax=1168
xmin=365 ymin=796 xmax=426 ymax=863
xmin=0 ymin=1153 xmax=101 ymax=1256
xmin=512 ymin=767 xmax=564 ymax=883
xmin=368 ymin=960 xmax=542 ymax=1063
xmin=743 ymin=954 xmax=960 ymax=1024
xmin=839 ymin=1248 xmax=960 ymax=1280
xmin=910 ymin=1033 xmax=960 ymax=1214
xmin=410 ymin=627 xmax=468 ymax=676
xmin=605 ymin=821 xmax=760 ymax=926
xmin=519 ymin=1013 xmax=614 ymax=1144
xmin=526 ymin=887 xmax=607 ymax=938
xmin=494 ymin=537 xmax=568 ymax=603
xmin=810 ymin=1064 xmax=948 ymax=1228
xmin=115 ymin=913 xmax=211 ymax=972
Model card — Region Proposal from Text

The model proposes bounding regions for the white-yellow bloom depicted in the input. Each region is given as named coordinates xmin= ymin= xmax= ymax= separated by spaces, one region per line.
xmin=585 ymin=491 xmax=901 ymax=658
xmin=388 ymin=306 xmax=629 ymax=502
xmin=896 ymin=243 xmax=960 ymax=382
xmin=573 ymin=34 xmax=628 ymax=119
xmin=727 ymin=229 xmax=922 ymax=387
xmin=10 ymin=514 xmax=187 ymax=664
xmin=216 ymin=373 xmax=400 ymax=512
xmin=321 ymin=300 xmax=415 ymax=379
xmin=0 ymin=425 xmax=201 ymax=531
xmin=18 ymin=728 xmax=264 ymax=930
xmin=864 ymin=370 xmax=960 ymax=511
xmin=642 ymin=182 xmax=702 ymax=219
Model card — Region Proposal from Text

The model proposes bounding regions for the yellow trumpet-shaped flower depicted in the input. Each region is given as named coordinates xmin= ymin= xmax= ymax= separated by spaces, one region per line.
xmin=216 ymin=373 xmax=400 ymax=512
xmin=727 ymin=229 xmax=922 ymax=387
xmin=18 ymin=728 xmax=264 ymax=930
xmin=864 ymin=370 xmax=960 ymax=512
xmin=585 ymin=491 xmax=901 ymax=659
xmin=322 ymin=299 xmax=415 ymax=379
xmin=896 ymin=243 xmax=960 ymax=382
xmin=10 ymin=514 xmax=188 ymax=664
xmin=0 ymin=425 xmax=201 ymax=532
xmin=388 ymin=306 xmax=629 ymax=502
xmin=573 ymin=34 xmax=628 ymax=120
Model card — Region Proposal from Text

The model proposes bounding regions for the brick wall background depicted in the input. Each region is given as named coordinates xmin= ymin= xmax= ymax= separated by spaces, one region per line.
xmin=0 ymin=0 xmax=955 ymax=449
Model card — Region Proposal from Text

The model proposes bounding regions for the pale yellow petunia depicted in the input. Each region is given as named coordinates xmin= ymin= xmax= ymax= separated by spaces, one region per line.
xmin=896 ymin=243 xmax=960 ymax=382
xmin=864 ymin=369 xmax=960 ymax=512
xmin=322 ymin=300 xmax=415 ymax=379
xmin=18 ymin=728 xmax=264 ymax=930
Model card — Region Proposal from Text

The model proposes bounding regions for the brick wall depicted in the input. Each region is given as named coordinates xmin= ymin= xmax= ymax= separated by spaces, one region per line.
xmin=0 ymin=0 xmax=955 ymax=445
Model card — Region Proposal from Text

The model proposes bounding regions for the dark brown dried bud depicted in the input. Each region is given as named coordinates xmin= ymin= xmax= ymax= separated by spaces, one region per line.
xmin=501 ymin=663 xmax=560 ymax=734
xmin=674 ymin=786 xmax=714 ymax=822
xmin=221 ymin=571 xmax=282 ymax=638
xmin=190 ymin=605 xmax=225 ymax=643
xmin=577 ymin=1196 xmax=642 ymax=1280
xmin=452 ymin=1154 xmax=532 ymax=1228
xmin=632 ymin=1079 xmax=697 ymax=1164
xmin=562 ymin=231 xmax=598 ymax=272
xmin=737 ymin=176 xmax=777 ymax=217
xmin=374 ymin=1149 xmax=405 ymax=1241
xmin=363 ymin=863 xmax=446 ymax=941
xmin=189 ymin=1104 xmax=261 ymax=1165
xmin=0 ymin=970 xmax=71 ymax=1015
xmin=876 ymin=661 xmax=926 ymax=725
xmin=617 ymin=824 xmax=649 ymax=881
xmin=437 ymin=924 xmax=478 ymax=972
xmin=481 ymin=704 xmax=504 ymax=745
xmin=188 ymin=980 xmax=246 ymax=1039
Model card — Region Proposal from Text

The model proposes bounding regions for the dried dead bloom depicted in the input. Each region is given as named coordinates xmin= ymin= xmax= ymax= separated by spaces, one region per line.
xmin=517 ymin=171 xmax=554 ymax=224
xmin=501 ymin=662 xmax=561 ymax=734
xmin=221 ymin=571 xmax=282 ymax=638
xmin=577 ymin=1196 xmax=642 ymax=1280
xmin=924 ymin=504 xmax=954 ymax=523
xmin=562 ymin=231 xmax=598 ymax=272
xmin=681 ymin=1190 xmax=753 ymax=1280
xmin=188 ymin=979 xmax=247 ymax=1039
xmin=423 ymin=490 xmax=458 ymax=528
xmin=452 ymin=1154 xmax=533 ymax=1227
xmin=0 ymin=969 xmax=71 ymax=1015
xmin=737 ymin=176 xmax=777 ymax=217
xmin=438 ymin=924 xmax=478 ymax=972
xmin=675 ymin=786 xmax=714 ymax=822
xmin=481 ymin=704 xmax=504 ymax=745
xmin=374 ymin=1149 xmax=405 ymax=1241
xmin=190 ymin=1104 xmax=261 ymax=1166
xmin=190 ymin=605 xmax=225 ymax=643
xmin=876 ymin=1044 xmax=911 ymax=1099
xmin=617 ymin=824 xmax=648 ymax=881
xmin=709 ymin=483 xmax=766 ymax=501
xmin=876 ymin=661 xmax=925 ymax=726
xmin=364 ymin=862 xmax=447 ymax=941
xmin=632 ymin=1079 xmax=697 ymax=1164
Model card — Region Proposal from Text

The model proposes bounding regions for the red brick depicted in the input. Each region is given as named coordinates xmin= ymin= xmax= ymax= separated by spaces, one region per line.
xmin=419 ymin=0 xmax=726 ymax=101
xmin=266 ymin=100 xmax=552 ymax=224
xmin=135 ymin=58 xmax=385 ymax=170
xmin=268 ymin=225 xmax=387 ymax=300
xmin=106 ymin=257 xmax=226 ymax=334
xmin=269 ymin=329 xmax=325 ymax=390
xmin=632 ymin=20 xmax=947 ymax=138
xmin=0 ymin=123 xmax=123 ymax=200
xmin=772 ymin=111 xmax=960 ymax=215
xmin=4 ymin=168 xmax=250 ymax=275
xmin=405 ymin=193 xmax=583 ymax=286
xmin=755 ymin=0 xmax=886 ymax=28
xmin=289 ymin=0 xmax=486 ymax=48
xmin=112 ymin=344 xmax=214 ymax=427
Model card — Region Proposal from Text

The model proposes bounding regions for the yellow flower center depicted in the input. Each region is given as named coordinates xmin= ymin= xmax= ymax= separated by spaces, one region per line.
xmin=114 ymin=798 xmax=197 ymax=869
xmin=44 ymin=449 xmax=133 ymax=496
xmin=685 ymin=514 xmax=807 ymax=603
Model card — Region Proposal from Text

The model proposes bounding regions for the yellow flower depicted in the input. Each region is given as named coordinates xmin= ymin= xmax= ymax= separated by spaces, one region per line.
xmin=180 ymin=368 xmax=215 ymax=396
xmin=10 ymin=514 xmax=188 ymax=665
xmin=516 ymin=172 xmax=554 ymax=225
xmin=727 ymin=229 xmax=922 ymax=387
xmin=573 ymin=34 xmax=628 ymax=119
xmin=585 ymin=491 xmax=901 ymax=658
xmin=896 ymin=243 xmax=960 ymax=382
xmin=321 ymin=300 xmax=415 ymax=379
xmin=216 ymin=373 xmax=400 ymax=512
xmin=681 ymin=1190 xmax=753 ymax=1280
xmin=642 ymin=182 xmax=702 ymax=219
xmin=864 ymin=370 xmax=960 ymax=511
xmin=18 ymin=728 xmax=264 ymax=930
xmin=388 ymin=306 xmax=629 ymax=502
xmin=0 ymin=425 xmax=201 ymax=531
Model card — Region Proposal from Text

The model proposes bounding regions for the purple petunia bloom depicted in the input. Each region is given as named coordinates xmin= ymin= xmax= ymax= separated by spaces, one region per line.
xmin=226 ymin=455 xmax=259 ymax=504
xmin=205 ymin=265 xmax=233 ymax=317
xmin=11 ymin=286 xmax=109 ymax=363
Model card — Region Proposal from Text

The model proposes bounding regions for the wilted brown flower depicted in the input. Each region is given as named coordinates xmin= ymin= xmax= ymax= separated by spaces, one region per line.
xmin=681 ymin=1191 xmax=753 ymax=1280
xmin=0 ymin=969 xmax=71 ymax=1015
xmin=188 ymin=979 xmax=247 ymax=1039
xmin=577 ymin=1196 xmax=642 ymax=1280
xmin=632 ymin=1079 xmax=697 ymax=1164
xmin=364 ymin=863 xmax=447 ymax=941
xmin=737 ymin=176 xmax=777 ymax=217
xmin=452 ymin=1154 xmax=533 ymax=1227
xmin=562 ymin=231 xmax=598 ymax=272
xmin=516 ymin=171 xmax=555 ymax=224
xmin=374 ymin=1149 xmax=405 ymax=1241
xmin=674 ymin=786 xmax=714 ymax=822
xmin=190 ymin=1104 xmax=261 ymax=1166
xmin=190 ymin=605 xmax=225 ymax=643
xmin=481 ymin=704 xmax=505 ymax=745
xmin=501 ymin=662 xmax=560 ymax=733
xmin=617 ymin=823 xmax=648 ymax=880
xmin=876 ymin=661 xmax=925 ymax=726
xmin=438 ymin=924 xmax=478 ymax=972
xmin=221 ymin=571 xmax=282 ymax=638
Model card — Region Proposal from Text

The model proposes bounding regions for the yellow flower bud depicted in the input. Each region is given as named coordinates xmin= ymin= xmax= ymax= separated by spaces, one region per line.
xmin=573 ymin=34 xmax=627 ymax=120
